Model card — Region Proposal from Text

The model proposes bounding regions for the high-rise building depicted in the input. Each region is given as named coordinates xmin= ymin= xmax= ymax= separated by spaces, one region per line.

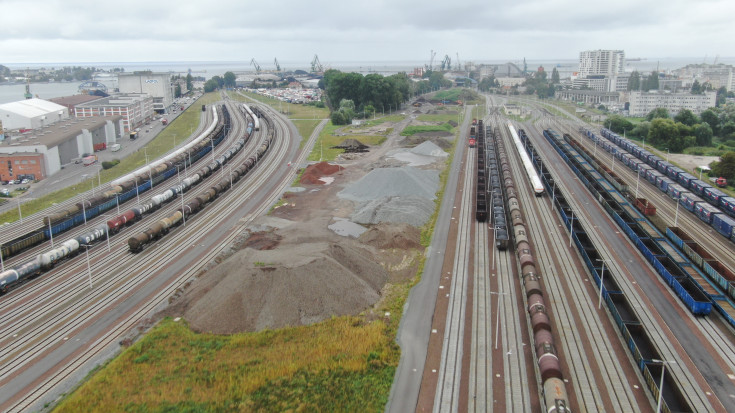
xmin=578 ymin=50 xmax=625 ymax=77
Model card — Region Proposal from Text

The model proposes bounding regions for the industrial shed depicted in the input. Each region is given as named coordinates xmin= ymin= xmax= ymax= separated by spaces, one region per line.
xmin=0 ymin=98 xmax=69 ymax=131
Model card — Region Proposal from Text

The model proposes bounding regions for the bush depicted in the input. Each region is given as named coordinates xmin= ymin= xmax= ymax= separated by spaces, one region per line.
xmin=102 ymin=159 xmax=120 ymax=170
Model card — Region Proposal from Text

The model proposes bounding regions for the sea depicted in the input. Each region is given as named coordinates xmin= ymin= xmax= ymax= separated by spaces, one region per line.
xmin=2 ymin=57 xmax=734 ymax=105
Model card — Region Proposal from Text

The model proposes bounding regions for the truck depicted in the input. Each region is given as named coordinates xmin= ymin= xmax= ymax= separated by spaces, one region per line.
xmin=129 ymin=131 xmax=138 ymax=140
xmin=83 ymin=155 xmax=98 ymax=166
xmin=709 ymin=176 xmax=728 ymax=188
xmin=93 ymin=142 xmax=107 ymax=152
xmin=161 ymin=118 xmax=168 ymax=126
xmin=110 ymin=143 xmax=122 ymax=152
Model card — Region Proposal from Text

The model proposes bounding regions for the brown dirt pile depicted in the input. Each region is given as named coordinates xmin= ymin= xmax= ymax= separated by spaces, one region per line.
xmin=300 ymin=161 xmax=344 ymax=185
xmin=360 ymin=223 xmax=423 ymax=250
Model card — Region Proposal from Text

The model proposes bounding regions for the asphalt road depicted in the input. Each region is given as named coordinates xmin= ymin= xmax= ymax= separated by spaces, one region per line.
xmin=385 ymin=104 xmax=473 ymax=413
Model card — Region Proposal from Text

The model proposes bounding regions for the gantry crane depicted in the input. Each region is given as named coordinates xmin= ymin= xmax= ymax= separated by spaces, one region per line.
xmin=250 ymin=58 xmax=261 ymax=74
xmin=311 ymin=54 xmax=324 ymax=73
xmin=274 ymin=58 xmax=281 ymax=72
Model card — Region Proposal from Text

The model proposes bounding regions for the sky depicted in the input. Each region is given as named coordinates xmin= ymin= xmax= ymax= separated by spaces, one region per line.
xmin=1 ymin=0 xmax=733 ymax=66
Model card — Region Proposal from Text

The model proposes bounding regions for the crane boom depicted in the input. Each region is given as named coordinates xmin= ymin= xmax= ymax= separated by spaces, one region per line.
xmin=250 ymin=58 xmax=261 ymax=73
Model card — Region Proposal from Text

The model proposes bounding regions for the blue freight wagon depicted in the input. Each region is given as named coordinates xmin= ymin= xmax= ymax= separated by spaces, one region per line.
xmin=680 ymin=192 xmax=704 ymax=212
xmin=712 ymin=214 xmax=735 ymax=239
xmin=695 ymin=203 xmax=722 ymax=224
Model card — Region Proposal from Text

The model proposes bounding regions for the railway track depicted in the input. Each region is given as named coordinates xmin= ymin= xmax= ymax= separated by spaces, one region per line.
xmin=0 ymin=100 xmax=301 ymax=411
xmin=522 ymin=118 xmax=724 ymax=411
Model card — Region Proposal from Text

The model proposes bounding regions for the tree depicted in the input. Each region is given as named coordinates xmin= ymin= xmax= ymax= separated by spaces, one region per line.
xmin=551 ymin=67 xmax=560 ymax=84
xmin=700 ymin=109 xmax=720 ymax=135
xmin=186 ymin=73 xmax=193 ymax=92
xmin=648 ymin=118 xmax=678 ymax=146
xmin=603 ymin=115 xmax=633 ymax=135
xmin=710 ymin=152 xmax=735 ymax=181
xmin=630 ymin=121 xmax=651 ymax=139
xmin=203 ymin=78 xmax=219 ymax=93
xmin=691 ymin=79 xmax=703 ymax=94
xmin=646 ymin=108 xmax=669 ymax=121
xmin=643 ymin=71 xmax=659 ymax=91
xmin=174 ymin=84 xmax=182 ymax=98
xmin=628 ymin=71 xmax=641 ymax=91
xmin=717 ymin=86 xmax=728 ymax=107
xmin=223 ymin=71 xmax=236 ymax=88
xmin=674 ymin=109 xmax=698 ymax=126
xmin=693 ymin=123 xmax=713 ymax=146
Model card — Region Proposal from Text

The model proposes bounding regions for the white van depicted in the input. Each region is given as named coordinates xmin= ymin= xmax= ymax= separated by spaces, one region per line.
xmin=110 ymin=143 xmax=122 ymax=152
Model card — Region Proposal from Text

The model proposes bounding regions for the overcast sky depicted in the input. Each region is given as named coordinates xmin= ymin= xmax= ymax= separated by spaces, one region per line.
xmin=1 ymin=0 xmax=733 ymax=67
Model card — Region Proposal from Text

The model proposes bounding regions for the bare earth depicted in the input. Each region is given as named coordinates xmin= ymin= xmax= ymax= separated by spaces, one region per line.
xmin=162 ymin=108 xmax=449 ymax=334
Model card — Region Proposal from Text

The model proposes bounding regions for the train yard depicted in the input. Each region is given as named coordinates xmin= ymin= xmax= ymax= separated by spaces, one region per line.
xmin=415 ymin=95 xmax=735 ymax=413
xmin=0 ymin=96 xmax=304 ymax=411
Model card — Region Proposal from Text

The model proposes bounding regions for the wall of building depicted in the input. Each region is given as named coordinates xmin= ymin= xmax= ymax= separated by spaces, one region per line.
xmin=0 ymin=153 xmax=47 ymax=181
xmin=628 ymin=91 xmax=717 ymax=116
xmin=118 ymin=73 xmax=174 ymax=112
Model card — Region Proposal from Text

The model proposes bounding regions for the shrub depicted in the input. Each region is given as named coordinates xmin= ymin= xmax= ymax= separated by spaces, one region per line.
xmin=102 ymin=159 xmax=120 ymax=170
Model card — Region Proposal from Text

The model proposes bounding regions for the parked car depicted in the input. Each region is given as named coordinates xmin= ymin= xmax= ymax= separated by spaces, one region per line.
xmin=20 ymin=179 xmax=29 ymax=184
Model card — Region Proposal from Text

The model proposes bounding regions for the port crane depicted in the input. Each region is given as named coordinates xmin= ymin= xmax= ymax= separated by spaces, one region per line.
xmin=274 ymin=58 xmax=281 ymax=72
xmin=311 ymin=55 xmax=324 ymax=73
xmin=250 ymin=58 xmax=261 ymax=74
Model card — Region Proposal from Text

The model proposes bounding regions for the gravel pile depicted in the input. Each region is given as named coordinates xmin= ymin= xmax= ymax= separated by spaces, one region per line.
xmin=328 ymin=217 xmax=368 ymax=238
xmin=351 ymin=196 xmax=435 ymax=226
xmin=170 ymin=238 xmax=387 ymax=334
xmin=338 ymin=167 xmax=439 ymax=226
xmin=411 ymin=141 xmax=448 ymax=157
xmin=338 ymin=167 xmax=439 ymax=202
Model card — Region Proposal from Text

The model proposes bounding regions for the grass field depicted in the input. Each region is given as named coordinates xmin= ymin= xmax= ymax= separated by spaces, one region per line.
xmin=0 ymin=92 xmax=220 ymax=225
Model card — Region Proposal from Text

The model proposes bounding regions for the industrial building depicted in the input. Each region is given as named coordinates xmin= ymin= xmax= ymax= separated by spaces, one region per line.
xmin=628 ymin=91 xmax=716 ymax=117
xmin=74 ymin=93 xmax=154 ymax=133
xmin=0 ymin=116 xmax=122 ymax=181
xmin=49 ymin=94 xmax=105 ymax=115
xmin=117 ymin=72 xmax=174 ymax=113
xmin=0 ymin=98 xmax=69 ymax=131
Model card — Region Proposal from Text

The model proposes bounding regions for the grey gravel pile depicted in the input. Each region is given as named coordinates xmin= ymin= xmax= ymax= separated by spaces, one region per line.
xmin=410 ymin=141 xmax=448 ymax=157
xmin=338 ymin=167 xmax=439 ymax=226
xmin=351 ymin=196 xmax=435 ymax=226
xmin=338 ymin=167 xmax=439 ymax=202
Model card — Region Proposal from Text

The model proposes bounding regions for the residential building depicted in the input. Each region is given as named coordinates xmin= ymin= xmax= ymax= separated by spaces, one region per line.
xmin=578 ymin=50 xmax=625 ymax=77
xmin=628 ymin=91 xmax=716 ymax=117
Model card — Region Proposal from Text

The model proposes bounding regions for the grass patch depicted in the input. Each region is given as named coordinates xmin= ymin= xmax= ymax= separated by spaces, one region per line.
xmin=306 ymin=122 xmax=386 ymax=162
xmin=54 ymin=316 xmax=398 ymax=412
xmin=401 ymin=123 xmax=453 ymax=136
xmin=416 ymin=113 xmax=461 ymax=123
xmin=0 ymin=93 xmax=219 ymax=225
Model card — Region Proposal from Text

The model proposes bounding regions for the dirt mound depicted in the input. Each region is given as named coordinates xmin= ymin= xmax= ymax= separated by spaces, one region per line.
xmin=167 ymin=237 xmax=388 ymax=334
xmin=360 ymin=223 xmax=422 ymax=250
xmin=239 ymin=230 xmax=282 ymax=250
xmin=300 ymin=161 xmax=344 ymax=185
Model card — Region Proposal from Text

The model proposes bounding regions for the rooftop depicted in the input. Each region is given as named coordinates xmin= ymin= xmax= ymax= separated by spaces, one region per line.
xmin=49 ymin=94 xmax=105 ymax=106
xmin=0 ymin=98 xmax=67 ymax=119
xmin=0 ymin=115 xmax=121 ymax=150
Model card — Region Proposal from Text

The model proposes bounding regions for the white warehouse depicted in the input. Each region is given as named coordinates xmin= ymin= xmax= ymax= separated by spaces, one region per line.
xmin=0 ymin=98 xmax=69 ymax=131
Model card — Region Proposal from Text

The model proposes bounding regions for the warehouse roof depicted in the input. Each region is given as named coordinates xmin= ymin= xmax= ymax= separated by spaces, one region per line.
xmin=0 ymin=98 xmax=67 ymax=118
xmin=0 ymin=116 xmax=121 ymax=149
xmin=49 ymin=95 xmax=104 ymax=107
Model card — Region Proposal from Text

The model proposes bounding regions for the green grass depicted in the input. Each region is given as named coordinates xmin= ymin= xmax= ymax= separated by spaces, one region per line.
xmin=306 ymin=122 xmax=386 ymax=162
xmin=401 ymin=123 xmax=453 ymax=136
xmin=416 ymin=113 xmax=461 ymax=123
xmin=0 ymin=93 xmax=219 ymax=225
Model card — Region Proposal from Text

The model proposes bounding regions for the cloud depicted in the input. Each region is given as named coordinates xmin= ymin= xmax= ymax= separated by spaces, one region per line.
xmin=0 ymin=0 xmax=733 ymax=63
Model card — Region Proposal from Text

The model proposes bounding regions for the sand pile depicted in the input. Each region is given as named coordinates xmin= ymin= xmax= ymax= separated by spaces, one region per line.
xmin=169 ymin=237 xmax=387 ymax=334
xmin=360 ymin=223 xmax=423 ymax=250
xmin=300 ymin=161 xmax=344 ymax=185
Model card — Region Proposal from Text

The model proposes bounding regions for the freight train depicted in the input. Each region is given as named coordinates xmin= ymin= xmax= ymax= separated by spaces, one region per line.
xmin=0 ymin=105 xmax=231 ymax=261
xmin=128 ymin=108 xmax=273 ymax=252
xmin=496 ymin=125 xmax=570 ymax=411
xmin=586 ymin=128 xmax=735 ymax=245
xmin=0 ymin=103 xmax=264 ymax=294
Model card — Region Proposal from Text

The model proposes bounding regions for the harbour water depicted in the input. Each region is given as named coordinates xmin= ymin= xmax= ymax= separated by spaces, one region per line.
xmin=1 ymin=57 xmax=733 ymax=105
